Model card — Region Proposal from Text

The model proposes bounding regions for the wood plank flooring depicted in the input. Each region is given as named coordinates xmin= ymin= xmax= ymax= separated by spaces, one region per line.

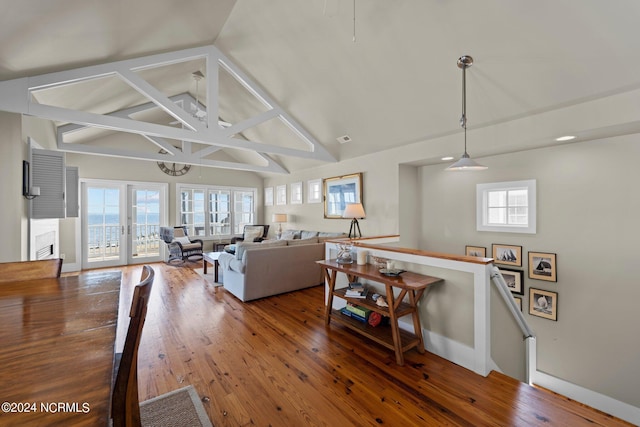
xmin=99 ymin=263 xmax=632 ymax=426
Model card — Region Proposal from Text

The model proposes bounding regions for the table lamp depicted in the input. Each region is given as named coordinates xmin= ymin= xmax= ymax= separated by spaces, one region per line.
xmin=272 ymin=213 xmax=288 ymax=239
xmin=342 ymin=203 xmax=365 ymax=238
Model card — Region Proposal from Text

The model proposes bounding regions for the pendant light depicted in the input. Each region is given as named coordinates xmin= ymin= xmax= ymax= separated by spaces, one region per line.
xmin=446 ymin=55 xmax=487 ymax=171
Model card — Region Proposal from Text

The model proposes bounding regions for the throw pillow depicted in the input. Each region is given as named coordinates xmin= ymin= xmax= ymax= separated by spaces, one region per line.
xmin=280 ymin=229 xmax=300 ymax=240
xmin=173 ymin=236 xmax=192 ymax=245
xmin=243 ymin=226 xmax=264 ymax=241
xmin=300 ymin=230 xmax=319 ymax=239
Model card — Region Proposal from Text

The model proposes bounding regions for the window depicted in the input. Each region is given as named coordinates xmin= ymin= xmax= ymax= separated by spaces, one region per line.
xmin=477 ymin=180 xmax=536 ymax=234
xmin=177 ymin=185 xmax=256 ymax=238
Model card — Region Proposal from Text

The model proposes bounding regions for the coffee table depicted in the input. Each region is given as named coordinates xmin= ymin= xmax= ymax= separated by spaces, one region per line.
xmin=203 ymin=251 xmax=223 ymax=283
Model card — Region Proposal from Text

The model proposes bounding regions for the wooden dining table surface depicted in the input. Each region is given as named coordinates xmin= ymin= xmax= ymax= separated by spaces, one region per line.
xmin=0 ymin=270 xmax=121 ymax=426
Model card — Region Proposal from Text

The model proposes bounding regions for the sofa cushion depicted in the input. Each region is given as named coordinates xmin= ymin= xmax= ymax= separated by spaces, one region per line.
xmin=300 ymin=230 xmax=319 ymax=239
xmin=235 ymin=239 xmax=287 ymax=260
xmin=280 ymin=229 xmax=301 ymax=240
xmin=287 ymin=237 xmax=319 ymax=246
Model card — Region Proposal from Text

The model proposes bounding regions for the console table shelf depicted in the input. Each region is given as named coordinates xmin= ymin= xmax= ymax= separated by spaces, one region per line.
xmin=318 ymin=259 xmax=443 ymax=365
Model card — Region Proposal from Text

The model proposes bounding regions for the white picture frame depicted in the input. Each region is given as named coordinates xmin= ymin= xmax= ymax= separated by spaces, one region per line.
xmin=276 ymin=184 xmax=287 ymax=205
xmin=307 ymin=179 xmax=322 ymax=204
xmin=290 ymin=181 xmax=302 ymax=204
xmin=264 ymin=187 xmax=273 ymax=206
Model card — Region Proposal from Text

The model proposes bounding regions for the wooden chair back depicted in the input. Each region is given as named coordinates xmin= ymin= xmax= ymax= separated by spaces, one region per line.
xmin=111 ymin=265 xmax=155 ymax=427
xmin=0 ymin=259 xmax=63 ymax=283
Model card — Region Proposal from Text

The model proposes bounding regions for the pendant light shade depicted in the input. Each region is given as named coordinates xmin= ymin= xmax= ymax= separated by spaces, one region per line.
xmin=446 ymin=55 xmax=487 ymax=171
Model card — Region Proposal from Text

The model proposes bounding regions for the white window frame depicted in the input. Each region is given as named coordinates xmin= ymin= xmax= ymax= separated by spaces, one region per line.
xmin=476 ymin=180 xmax=536 ymax=234
xmin=176 ymin=184 xmax=257 ymax=239
xmin=290 ymin=181 xmax=302 ymax=204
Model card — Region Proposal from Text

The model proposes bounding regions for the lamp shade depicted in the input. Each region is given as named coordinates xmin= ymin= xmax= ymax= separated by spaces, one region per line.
xmin=272 ymin=213 xmax=288 ymax=223
xmin=342 ymin=203 xmax=366 ymax=219
xmin=446 ymin=152 xmax=488 ymax=171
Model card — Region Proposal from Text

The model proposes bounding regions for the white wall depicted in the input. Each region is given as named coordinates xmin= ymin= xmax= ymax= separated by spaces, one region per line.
xmin=419 ymin=135 xmax=640 ymax=408
xmin=0 ymin=112 xmax=28 ymax=262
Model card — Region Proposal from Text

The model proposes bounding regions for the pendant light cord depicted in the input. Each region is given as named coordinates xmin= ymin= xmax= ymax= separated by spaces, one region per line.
xmin=461 ymin=63 xmax=468 ymax=154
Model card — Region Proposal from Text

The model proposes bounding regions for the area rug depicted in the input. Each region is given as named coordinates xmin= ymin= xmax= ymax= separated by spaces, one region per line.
xmin=194 ymin=267 xmax=222 ymax=287
xmin=140 ymin=385 xmax=213 ymax=427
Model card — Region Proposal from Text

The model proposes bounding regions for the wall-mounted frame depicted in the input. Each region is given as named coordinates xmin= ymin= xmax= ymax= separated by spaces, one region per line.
xmin=498 ymin=267 xmax=524 ymax=295
xmin=307 ymin=179 xmax=322 ymax=204
xmin=529 ymin=288 xmax=558 ymax=321
xmin=465 ymin=245 xmax=486 ymax=257
xmin=528 ymin=251 xmax=557 ymax=282
xmin=290 ymin=181 xmax=302 ymax=204
xmin=514 ymin=296 xmax=523 ymax=311
xmin=276 ymin=184 xmax=287 ymax=205
xmin=492 ymin=244 xmax=523 ymax=267
xmin=264 ymin=187 xmax=273 ymax=206
xmin=323 ymin=172 xmax=363 ymax=218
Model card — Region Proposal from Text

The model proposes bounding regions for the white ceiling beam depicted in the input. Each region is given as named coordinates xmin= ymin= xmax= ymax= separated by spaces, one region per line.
xmin=0 ymin=44 xmax=336 ymax=172
xmin=59 ymin=140 xmax=287 ymax=174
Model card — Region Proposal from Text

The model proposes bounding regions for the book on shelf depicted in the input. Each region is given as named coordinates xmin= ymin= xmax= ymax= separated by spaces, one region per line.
xmin=345 ymin=286 xmax=369 ymax=299
xmin=340 ymin=307 xmax=367 ymax=323
xmin=345 ymin=303 xmax=371 ymax=319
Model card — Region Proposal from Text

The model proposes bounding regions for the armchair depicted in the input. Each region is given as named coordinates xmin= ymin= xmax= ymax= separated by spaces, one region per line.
xmin=159 ymin=226 xmax=204 ymax=263
xmin=230 ymin=224 xmax=270 ymax=244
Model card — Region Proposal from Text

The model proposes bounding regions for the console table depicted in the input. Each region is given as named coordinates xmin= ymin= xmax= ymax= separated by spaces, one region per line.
xmin=318 ymin=259 xmax=442 ymax=365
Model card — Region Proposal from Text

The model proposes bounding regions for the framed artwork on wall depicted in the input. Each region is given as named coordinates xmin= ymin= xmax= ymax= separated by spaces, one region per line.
xmin=264 ymin=187 xmax=273 ymax=206
xmin=498 ymin=267 xmax=524 ymax=295
xmin=276 ymin=184 xmax=287 ymax=205
xmin=323 ymin=172 xmax=363 ymax=218
xmin=529 ymin=288 xmax=558 ymax=321
xmin=492 ymin=244 xmax=523 ymax=267
xmin=290 ymin=181 xmax=302 ymax=204
xmin=514 ymin=296 xmax=523 ymax=311
xmin=528 ymin=251 xmax=557 ymax=282
xmin=465 ymin=245 xmax=486 ymax=257
xmin=307 ymin=179 xmax=322 ymax=204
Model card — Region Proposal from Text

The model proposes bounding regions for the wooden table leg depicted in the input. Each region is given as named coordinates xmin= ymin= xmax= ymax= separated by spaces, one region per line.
xmin=214 ymin=259 xmax=219 ymax=283
xmin=324 ymin=269 xmax=337 ymax=325
xmin=409 ymin=289 xmax=426 ymax=354
xmin=385 ymin=283 xmax=405 ymax=366
xmin=203 ymin=257 xmax=209 ymax=274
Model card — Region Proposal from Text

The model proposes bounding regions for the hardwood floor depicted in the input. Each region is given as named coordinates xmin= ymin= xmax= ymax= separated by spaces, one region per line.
xmin=103 ymin=263 xmax=632 ymax=426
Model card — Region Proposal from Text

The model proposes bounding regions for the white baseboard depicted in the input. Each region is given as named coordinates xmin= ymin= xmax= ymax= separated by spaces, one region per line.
xmin=533 ymin=371 xmax=640 ymax=426
xmin=61 ymin=261 xmax=81 ymax=273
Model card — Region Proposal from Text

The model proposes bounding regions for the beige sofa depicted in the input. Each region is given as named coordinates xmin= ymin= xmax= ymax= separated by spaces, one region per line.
xmin=217 ymin=232 xmax=345 ymax=302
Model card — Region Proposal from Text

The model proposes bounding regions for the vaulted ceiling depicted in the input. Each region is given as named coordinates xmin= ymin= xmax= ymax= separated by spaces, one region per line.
xmin=3 ymin=0 xmax=640 ymax=175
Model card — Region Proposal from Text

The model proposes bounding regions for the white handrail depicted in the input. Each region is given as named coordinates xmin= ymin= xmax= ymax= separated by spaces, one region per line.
xmin=491 ymin=265 xmax=537 ymax=384
xmin=490 ymin=265 xmax=535 ymax=339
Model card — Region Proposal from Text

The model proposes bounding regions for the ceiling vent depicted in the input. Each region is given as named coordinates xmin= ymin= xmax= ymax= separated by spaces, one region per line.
xmin=337 ymin=135 xmax=352 ymax=144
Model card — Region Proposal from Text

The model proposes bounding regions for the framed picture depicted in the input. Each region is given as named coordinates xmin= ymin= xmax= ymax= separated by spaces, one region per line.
xmin=498 ymin=267 xmax=524 ymax=295
xmin=465 ymin=245 xmax=486 ymax=257
xmin=307 ymin=179 xmax=322 ymax=203
xmin=290 ymin=181 xmax=302 ymax=204
xmin=264 ymin=187 xmax=273 ymax=206
xmin=513 ymin=296 xmax=523 ymax=311
xmin=528 ymin=251 xmax=557 ymax=282
xmin=276 ymin=184 xmax=287 ymax=205
xmin=323 ymin=172 xmax=363 ymax=218
xmin=492 ymin=244 xmax=523 ymax=267
xmin=529 ymin=288 xmax=558 ymax=321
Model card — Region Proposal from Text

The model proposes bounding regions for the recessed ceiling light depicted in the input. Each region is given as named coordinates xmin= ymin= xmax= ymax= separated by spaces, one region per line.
xmin=555 ymin=135 xmax=576 ymax=142
xmin=441 ymin=156 xmax=454 ymax=161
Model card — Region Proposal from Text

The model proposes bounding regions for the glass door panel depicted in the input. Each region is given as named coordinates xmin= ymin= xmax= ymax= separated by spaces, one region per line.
xmin=129 ymin=186 xmax=163 ymax=263
xmin=83 ymin=183 xmax=125 ymax=268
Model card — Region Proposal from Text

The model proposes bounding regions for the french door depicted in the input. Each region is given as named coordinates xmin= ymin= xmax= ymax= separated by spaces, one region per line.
xmin=82 ymin=181 xmax=167 ymax=269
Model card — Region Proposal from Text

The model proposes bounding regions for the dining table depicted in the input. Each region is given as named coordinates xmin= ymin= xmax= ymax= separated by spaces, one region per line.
xmin=0 ymin=270 xmax=121 ymax=426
